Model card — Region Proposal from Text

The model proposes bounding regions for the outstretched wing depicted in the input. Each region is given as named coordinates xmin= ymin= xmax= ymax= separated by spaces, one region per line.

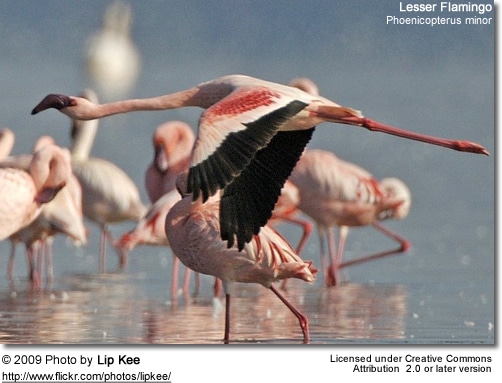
xmin=220 ymin=127 xmax=315 ymax=251
xmin=187 ymin=85 xmax=308 ymax=202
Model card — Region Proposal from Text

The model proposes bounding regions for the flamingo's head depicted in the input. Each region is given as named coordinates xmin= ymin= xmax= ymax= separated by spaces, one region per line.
xmin=379 ymin=177 xmax=411 ymax=220
xmin=152 ymin=121 xmax=195 ymax=174
xmin=32 ymin=93 xmax=101 ymax=120
xmin=31 ymin=94 xmax=75 ymax=115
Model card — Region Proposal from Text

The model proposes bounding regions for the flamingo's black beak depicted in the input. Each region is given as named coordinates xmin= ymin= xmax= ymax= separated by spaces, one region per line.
xmin=31 ymin=94 xmax=74 ymax=115
xmin=154 ymin=144 xmax=169 ymax=173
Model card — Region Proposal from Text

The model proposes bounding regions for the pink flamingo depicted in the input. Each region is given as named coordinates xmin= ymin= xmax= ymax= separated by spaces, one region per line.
xmin=8 ymin=136 xmax=86 ymax=288
xmin=117 ymin=120 xmax=197 ymax=298
xmin=277 ymin=77 xmax=411 ymax=286
xmin=69 ymin=89 xmax=147 ymax=272
xmin=288 ymin=149 xmax=411 ymax=286
xmin=115 ymin=189 xmax=192 ymax=299
xmin=269 ymin=180 xmax=313 ymax=255
xmin=145 ymin=120 xmax=195 ymax=203
xmin=165 ymin=173 xmax=317 ymax=343
xmin=0 ymin=143 xmax=72 ymax=244
xmin=32 ymin=74 xmax=488 ymax=252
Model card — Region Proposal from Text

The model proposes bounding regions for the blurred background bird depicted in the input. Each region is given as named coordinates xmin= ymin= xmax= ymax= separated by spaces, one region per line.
xmin=84 ymin=0 xmax=141 ymax=102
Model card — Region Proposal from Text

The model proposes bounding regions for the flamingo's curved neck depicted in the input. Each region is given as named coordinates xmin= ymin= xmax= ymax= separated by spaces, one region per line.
xmin=71 ymin=119 xmax=99 ymax=161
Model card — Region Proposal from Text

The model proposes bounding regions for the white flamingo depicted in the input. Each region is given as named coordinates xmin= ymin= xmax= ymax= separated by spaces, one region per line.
xmin=69 ymin=89 xmax=147 ymax=272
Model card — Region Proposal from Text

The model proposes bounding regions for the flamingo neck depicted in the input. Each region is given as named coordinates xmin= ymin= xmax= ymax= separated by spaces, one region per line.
xmin=71 ymin=119 xmax=99 ymax=161
xmin=30 ymin=145 xmax=71 ymax=193
xmin=88 ymin=87 xmax=202 ymax=119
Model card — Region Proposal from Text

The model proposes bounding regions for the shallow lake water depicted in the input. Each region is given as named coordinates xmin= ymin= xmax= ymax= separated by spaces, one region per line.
xmin=0 ymin=219 xmax=494 ymax=345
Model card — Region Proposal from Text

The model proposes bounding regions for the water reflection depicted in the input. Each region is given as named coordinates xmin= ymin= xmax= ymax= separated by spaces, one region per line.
xmin=0 ymin=272 xmax=409 ymax=344
xmin=311 ymin=283 xmax=407 ymax=341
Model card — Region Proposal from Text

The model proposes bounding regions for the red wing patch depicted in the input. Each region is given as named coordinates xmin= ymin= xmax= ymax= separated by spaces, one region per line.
xmin=209 ymin=87 xmax=281 ymax=117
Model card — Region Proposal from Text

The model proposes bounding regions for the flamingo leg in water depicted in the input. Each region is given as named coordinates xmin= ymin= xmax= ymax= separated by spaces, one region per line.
xmin=99 ymin=225 xmax=124 ymax=272
xmin=99 ymin=226 xmax=107 ymax=273
xmin=192 ymin=272 xmax=202 ymax=296
xmin=339 ymin=222 xmax=410 ymax=269
xmin=181 ymin=267 xmax=192 ymax=296
xmin=269 ymin=285 xmax=310 ymax=344
xmin=7 ymin=242 xmax=16 ymax=280
xmin=213 ymin=278 xmax=222 ymax=298
xmin=224 ymin=293 xmax=231 ymax=344
xmin=318 ymin=229 xmax=329 ymax=279
xmin=325 ymin=226 xmax=339 ymax=287
xmin=36 ymin=243 xmax=44 ymax=288
xmin=26 ymin=246 xmax=40 ymax=289
xmin=222 ymin=286 xmax=309 ymax=343
xmin=171 ymin=255 xmax=180 ymax=300
xmin=44 ymin=239 xmax=54 ymax=288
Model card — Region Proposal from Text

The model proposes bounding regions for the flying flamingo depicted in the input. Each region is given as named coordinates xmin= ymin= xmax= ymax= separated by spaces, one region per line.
xmin=8 ymin=136 xmax=86 ymax=288
xmin=31 ymin=74 xmax=488 ymax=252
xmin=144 ymin=120 xmax=195 ymax=203
xmin=69 ymin=89 xmax=147 ymax=272
xmin=287 ymin=149 xmax=411 ymax=286
xmin=0 ymin=143 xmax=72 ymax=243
xmin=84 ymin=0 xmax=141 ymax=101
xmin=165 ymin=173 xmax=317 ymax=343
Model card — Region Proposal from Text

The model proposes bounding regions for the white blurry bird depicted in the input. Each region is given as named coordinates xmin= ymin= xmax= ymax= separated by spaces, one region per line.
xmin=84 ymin=0 xmax=141 ymax=101
xmin=69 ymin=89 xmax=147 ymax=272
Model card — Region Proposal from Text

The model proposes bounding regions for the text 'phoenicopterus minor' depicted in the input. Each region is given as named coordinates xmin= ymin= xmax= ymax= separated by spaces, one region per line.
xmin=31 ymin=74 xmax=489 ymax=252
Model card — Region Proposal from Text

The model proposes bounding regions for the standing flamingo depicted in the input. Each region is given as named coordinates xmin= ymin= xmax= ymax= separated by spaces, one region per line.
xmin=0 ymin=143 xmax=72 ymax=242
xmin=276 ymin=77 xmax=411 ymax=286
xmin=269 ymin=180 xmax=313 ymax=255
xmin=31 ymin=74 xmax=488 ymax=252
xmin=165 ymin=173 xmax=317 ymax=343
xmin=69 ymin=89 xmax=147 ymax=271
xmin=118 ymin=121 xmax=203 ymax=298
xmin=115 ymin=189 xmax=191 ymax=298
xmin=288 ymin=149 xmax=411 ymax=286
xmin=8 ymin=136 xmax=86 ymax=288
xmin=84 ymin=0 xmax=141 ymax=101
xmin=144 ymin=120 xmax=195 ymax=203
